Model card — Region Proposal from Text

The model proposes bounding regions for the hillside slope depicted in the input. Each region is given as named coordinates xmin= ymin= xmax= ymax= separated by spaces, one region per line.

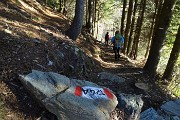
xmin=0 ymin=0 xmax=103 ymax=119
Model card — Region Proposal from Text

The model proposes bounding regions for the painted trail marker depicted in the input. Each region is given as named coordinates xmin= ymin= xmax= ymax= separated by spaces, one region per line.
xmin=75 ymin=86 xmax=114 ymax=99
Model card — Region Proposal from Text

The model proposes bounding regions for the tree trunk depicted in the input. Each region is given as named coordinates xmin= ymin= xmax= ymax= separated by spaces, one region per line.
xmin=145 ymin=0 xmax=159 ymax=58
xmin=143 ymin=0 xmax=177 ymax=78
xmin=86 ymin=0 xmax=88 ymax=27
xmin=123 ymin=0 xmax=134 ymax=54
xmin=130 ymin=0 xmax=143 ymax=59
xmin=65 ymin=0 xmax=84 ymax=40
xmin=134 ymin=0 xmax=146 ymax=59
xmin=86 ymin=0 xmax=92 ymax=33
xmin=96 ymin=10 xmax=99 ymax=39
xmin=59 ymin=0 xmax=62 ymax=12
xmin=62 ymin=0 xmax=67 ymax=15
xmin=130 ymin=0 xmax=146 ymax=59
xmin=127 ymin=0 xmax=138 ymax=55
xmin=162 ymin=25 xmax=180 ymax=81
xmin=120 ymin=0 xmax=127 ymax=35
xmin=94 ymin=0 xmax=97 ymax=37
xmin=152 ymin=0 xmax=164 ymax=40
xmin=92 ymin=0 xmax=97 ymax=36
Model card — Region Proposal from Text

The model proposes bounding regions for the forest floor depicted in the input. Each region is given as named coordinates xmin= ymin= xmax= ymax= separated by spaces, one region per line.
xmin=0 ymin=0 xmax=175 ymax=120
xmin=0 ymin=38 xmax=172 ymax=120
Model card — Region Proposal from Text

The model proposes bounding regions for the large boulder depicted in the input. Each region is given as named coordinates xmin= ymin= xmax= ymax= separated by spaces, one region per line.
xmin=19 ymin=70 xmax=118 ymax=120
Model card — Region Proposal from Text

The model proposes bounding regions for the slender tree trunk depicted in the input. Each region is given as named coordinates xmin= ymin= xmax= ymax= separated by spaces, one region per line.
xmin=127 ymin=0 xmax=138 ymax=55
xmin=130 ymin=0 xmax=144 ymax=59
xmin=145 ymin=0 xmax=159 ymax=58
xmin=162 ymin=25 xmax=180 ymax=81
xmin=46 ymin=0 xmax=48 ymax=5
xmin=120 ymin=0 xmax=127 ymax=35
xmin=130 ymin=0 xmax=146 ymax=59
xmin=123 ymin=0 xmax=134 ymax=54
xmin=92 ymin=0 xmax=96 ymax=36
xmin=65 ymin=0 xmax=84 ymax=40
xmin=93 ymin=0 xmax=97 ymax=37
xmin=96 ymin=10 xmax=99 ymax=39
xmin=134 ymin=0 xmax=146 ymax=59
xmin=152 ymin=0 xmax=164 ymax=39
xmin=62 ymin=0 xmax=67 ymax=15
xmin=143 ymin=0 xmax=177 ymax=78
xmin=86 ymin=0 xmax=88 ymax=28
xmin=59 ymin=0 xmax=62 ymax=12
xmin=130 ymin=33 xmax=136 ymax=59
xmin=86 ymin=0 xmax=92 ymax=33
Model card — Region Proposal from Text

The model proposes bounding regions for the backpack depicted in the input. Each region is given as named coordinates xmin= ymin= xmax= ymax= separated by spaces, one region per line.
xmin=114 ymin=34 xmax=122 ymax=47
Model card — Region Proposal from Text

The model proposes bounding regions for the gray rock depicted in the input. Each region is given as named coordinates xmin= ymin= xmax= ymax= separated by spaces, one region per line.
xmin=160 ymin=99 xmax=180 ymax=117
xmin=140 ymin=99 xmax=180 ymax=120
xmin=19 ymin=70 xmax=118 ymax=120
xmin=57 ymin=50 xmax=64 ymax=59
xmin=140 ymin=108 xmax=164 ymax=120
xmin=172 ymin=116 xmax=180 ymax=120
xmin=117 ymin=93 xmax=143 ymax=120
xmin=98 ymin=72 xmax=125 ymax=84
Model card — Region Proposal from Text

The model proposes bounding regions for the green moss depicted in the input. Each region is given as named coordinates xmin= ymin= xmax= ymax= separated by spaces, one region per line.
xmin=168 ymin=81 xmax=180 ymax=97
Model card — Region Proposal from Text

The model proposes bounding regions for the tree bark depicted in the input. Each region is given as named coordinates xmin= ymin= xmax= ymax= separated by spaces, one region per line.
xmin=143 ymin=0 xmax=177 ymax=78
xmin=162 ymin=25 xmax=180 ymax=81
xmin=127 ymin=0 xmax=138 ymax=55
xmin=130 ymin=0 xmax=146 ymax=59
xmin=152 ymin=0 xmax=164 ymax=40
xmin=134 ymin=0 xmax=146 ymax=59
xmin=120 ymin=0 xmax=127 ymax=35
xmin=145 ymin=0 xmax=159 ymax=58
xmin=86 ymin=0 xmax=92 ymax=33
xmin=65 ymin=0 xmax=84 ymax=40
xmin=86 ymin=0 xmax=88 ymax=27
xmin=123 ymin=0 xmax=134 ymax=54
xmin=94 ymin=0 xmax=97 ymax=37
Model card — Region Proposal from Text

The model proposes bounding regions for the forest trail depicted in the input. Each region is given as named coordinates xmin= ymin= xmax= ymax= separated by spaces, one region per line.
xmin=91 ymin=41 xmax=170 ymax=111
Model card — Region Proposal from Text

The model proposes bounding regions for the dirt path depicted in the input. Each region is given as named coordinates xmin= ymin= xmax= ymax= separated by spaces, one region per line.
xmin=93 ymin=43 xmax=169 ymax=112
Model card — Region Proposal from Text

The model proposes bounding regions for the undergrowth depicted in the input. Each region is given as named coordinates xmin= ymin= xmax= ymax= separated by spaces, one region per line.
xmin=168 ymin=79 xmax=180 ymax=97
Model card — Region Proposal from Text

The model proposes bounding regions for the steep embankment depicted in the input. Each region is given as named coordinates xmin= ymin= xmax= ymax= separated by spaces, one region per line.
xmin=0 ymin=0 xmax=102 ymax=119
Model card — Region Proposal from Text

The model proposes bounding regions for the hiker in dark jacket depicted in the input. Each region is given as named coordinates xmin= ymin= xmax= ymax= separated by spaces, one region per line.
xmin=105 ymin=32 xmax=110 ymax=46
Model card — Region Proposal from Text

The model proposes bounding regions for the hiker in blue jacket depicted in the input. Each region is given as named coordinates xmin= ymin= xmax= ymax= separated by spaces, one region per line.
xmin=111 ymin=31 xmax=124 ymax=60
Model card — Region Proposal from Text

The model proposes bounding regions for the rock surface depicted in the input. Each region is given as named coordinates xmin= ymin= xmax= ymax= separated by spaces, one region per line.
xmin=98 ymin=72 xmax=125 ymax=84
xmin=140 ymin=108 xmax=164 ymax=120
xmin=19 ymin=70 xmax=118 ymax=120
xmin=140 ymin=99 xmax=180 ymax=120
xmin=160 ymin=99 xmax=180 ymax=116
xmin=117 ymin=93 xmax=144 ymax=120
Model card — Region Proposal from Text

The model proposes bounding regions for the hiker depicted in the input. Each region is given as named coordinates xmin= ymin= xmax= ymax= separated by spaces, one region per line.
xmin=111 ymin=31 xmax=124 ymax=60
xmin=105 ymin=32 xmax=110 ymax=46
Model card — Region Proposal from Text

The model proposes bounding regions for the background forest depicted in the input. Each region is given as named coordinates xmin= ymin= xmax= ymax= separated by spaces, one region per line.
xmin=44 ymin=0 xmax=180 ymax=96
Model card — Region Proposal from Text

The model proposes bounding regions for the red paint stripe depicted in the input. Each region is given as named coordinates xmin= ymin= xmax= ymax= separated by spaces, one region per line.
xmin=74 ymin=86 xmax=82 ymax=96
xmin=104 ymin=88 xmax=113 ymax=99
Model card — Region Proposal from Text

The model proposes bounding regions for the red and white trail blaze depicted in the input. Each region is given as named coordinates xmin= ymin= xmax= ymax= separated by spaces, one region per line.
xmin=74 ymin=86 xmax=114 ymax=99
